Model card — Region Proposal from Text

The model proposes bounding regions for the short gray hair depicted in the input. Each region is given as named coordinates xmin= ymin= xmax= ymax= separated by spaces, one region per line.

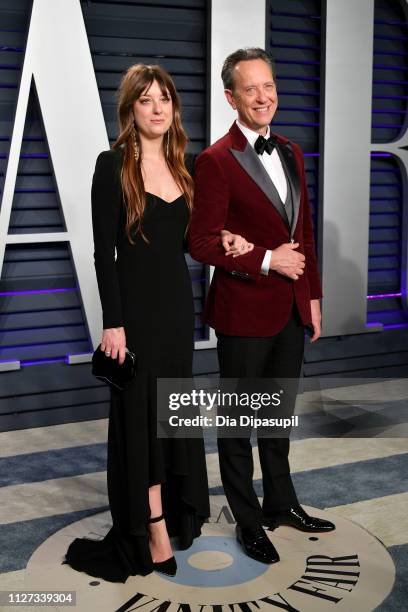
xmin=221 ymin=48 xmax=276 ymax=91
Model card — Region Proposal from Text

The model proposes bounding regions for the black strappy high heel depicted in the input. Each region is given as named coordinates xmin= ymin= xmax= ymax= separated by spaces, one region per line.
xmin=147 ymin=514 xmax=177 ymax=576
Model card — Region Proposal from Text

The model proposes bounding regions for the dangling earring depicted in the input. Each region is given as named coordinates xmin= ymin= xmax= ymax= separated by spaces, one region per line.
xmin=166 ymin=130 xmax=170 ymax=158
xmin=132 ymin=122 xmax=139 ymax=162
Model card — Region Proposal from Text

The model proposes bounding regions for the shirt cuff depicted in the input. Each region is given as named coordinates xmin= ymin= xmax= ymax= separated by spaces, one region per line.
xmin=260 ymin=250 xmax=272 ymax=275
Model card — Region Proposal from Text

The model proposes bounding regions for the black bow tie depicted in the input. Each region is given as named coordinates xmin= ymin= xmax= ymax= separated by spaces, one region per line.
xmin=254 ymin=134 xmax=276 ymax=155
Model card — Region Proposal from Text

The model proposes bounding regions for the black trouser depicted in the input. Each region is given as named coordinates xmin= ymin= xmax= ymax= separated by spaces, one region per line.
xmin=216 ymin=307 xmax=305 ymax=528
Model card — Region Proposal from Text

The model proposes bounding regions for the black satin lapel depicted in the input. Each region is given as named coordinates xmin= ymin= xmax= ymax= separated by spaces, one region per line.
xmin=229 ymin=144 xmax=289 ymax=227
xmin=276 ymin=142 xmax=301 ymax=235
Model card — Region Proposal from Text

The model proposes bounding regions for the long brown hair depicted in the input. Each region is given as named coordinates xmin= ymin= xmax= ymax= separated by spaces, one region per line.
xmin=112 ymin=64 xmax=194 ymax=243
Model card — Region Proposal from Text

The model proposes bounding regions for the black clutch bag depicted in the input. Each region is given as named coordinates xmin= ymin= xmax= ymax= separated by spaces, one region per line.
xmin=92 ymin=345 xmax=137 ymax=391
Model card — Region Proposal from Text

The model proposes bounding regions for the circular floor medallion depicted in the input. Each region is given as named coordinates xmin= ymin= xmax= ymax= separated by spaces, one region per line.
xmin=25 ymin=497 xmax=395 ymax=612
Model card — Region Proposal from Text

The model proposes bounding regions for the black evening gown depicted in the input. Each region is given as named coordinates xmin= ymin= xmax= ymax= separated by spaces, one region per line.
xmin=64 ymin=148 xmax=210 ymax=582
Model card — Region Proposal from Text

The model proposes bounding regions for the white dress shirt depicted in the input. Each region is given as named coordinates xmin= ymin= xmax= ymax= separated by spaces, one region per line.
xmin=236 ymin=120 xmax=288 ymax=274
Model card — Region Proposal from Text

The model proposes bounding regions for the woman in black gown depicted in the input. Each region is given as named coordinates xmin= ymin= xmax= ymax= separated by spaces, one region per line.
xmin=65 ymin=64 xmax=253 ymax=583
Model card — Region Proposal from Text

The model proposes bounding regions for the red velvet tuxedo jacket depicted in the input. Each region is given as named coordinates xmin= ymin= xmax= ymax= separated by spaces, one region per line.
xmin=188 ymin=122 xmax=322 ymax=336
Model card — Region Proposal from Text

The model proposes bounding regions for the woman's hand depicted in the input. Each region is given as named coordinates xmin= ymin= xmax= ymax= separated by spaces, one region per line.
xmin=101 ymin=326 xmax=127 ymax=365
xmin=221 ymin=230 xmax=254 ymax=257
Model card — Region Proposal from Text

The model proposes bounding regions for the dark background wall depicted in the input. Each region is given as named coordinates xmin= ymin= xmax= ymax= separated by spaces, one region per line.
xmin=0 ymin=0 xmax=407 ymax=432
xmin=264 ymin=0 xmax=408 ymax=380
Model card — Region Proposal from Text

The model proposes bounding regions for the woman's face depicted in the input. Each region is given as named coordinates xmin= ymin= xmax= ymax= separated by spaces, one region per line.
xmin=133 ymin=79 xmax=173 ymax=139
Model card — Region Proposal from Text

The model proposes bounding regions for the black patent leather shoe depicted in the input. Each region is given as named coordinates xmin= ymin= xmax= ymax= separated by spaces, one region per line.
xmin=263 ymin=505 xmax=335 ymax=533
xmin=236 ymin=524 xmax=280 ymax=564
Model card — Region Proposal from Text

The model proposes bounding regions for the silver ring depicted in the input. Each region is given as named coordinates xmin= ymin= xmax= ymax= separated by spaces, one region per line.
xmin=105 ymin=351 xmax=111 ymax=356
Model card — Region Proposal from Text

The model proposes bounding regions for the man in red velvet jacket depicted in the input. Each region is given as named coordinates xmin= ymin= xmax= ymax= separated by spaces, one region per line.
xmin=189 ymin=48 xmax=335 ymax=565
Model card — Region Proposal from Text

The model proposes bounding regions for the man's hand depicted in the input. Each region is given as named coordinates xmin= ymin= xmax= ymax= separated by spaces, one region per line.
xmin=101 ymin=326 xmax=127 ymax=364
xmin=309 ymin=299 xmax=321 ymax=342
xmin=269 ymin=242 xmax=305 ymax=280
xmin=221 ymin=230 xmax=254 ymax=257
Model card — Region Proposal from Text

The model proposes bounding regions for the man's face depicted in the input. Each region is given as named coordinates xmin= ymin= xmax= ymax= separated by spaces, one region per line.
xmin=225 ymin=58 xmax=278 ymax=135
